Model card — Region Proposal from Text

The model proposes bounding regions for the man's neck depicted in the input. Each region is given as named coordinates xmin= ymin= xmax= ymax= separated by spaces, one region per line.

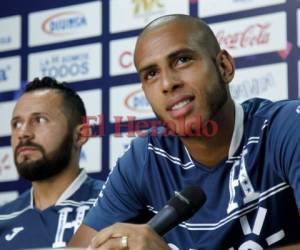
xmin=181 ymin=99 xmax=236 ymax=168
xmin=32 ymin=166 xmax=80 ymax=210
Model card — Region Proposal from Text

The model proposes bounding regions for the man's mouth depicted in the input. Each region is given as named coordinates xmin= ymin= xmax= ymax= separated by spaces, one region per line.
xmin=171 ymin=98 xmax=193 ymax=110
xmin=167 ymin=96 xmax=195 ymax=118
xmin=17 ymin=147 xmax=39 ymax=154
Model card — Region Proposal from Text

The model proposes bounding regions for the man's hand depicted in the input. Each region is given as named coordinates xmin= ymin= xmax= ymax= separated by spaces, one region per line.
xmin=87 ymin=223 xmax=171 ymax=250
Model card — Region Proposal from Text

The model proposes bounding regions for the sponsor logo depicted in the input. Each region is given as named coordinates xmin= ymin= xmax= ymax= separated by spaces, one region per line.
xmin=0 ymin=65 xmax=9 ymax=82
xmin=231 ymin=63 xmax=288 ymax=102
xmin=119 ymin=51 xmax=133 ymax=69
xmin=28 ymin=43 xmax=101 ymax=83
xmin=110 ymin=84 xmax=155 ymax=122
xmin=39 ymin=54 xmax=89 ymax=79
xmin=110 ymin=0 xmax=189 ymax=33
xmin=28 ymin=1 xmax=101 ymax=46
xmin=5 ymin=227 xmax=24 ymax=241
xmin=124 ymin=89 xmax=151 ymax=113
xmin=211 ymin=12 xmax=286 ymax=57
xmin=0 ymin=146 xmax=18 ymax=182
xmin=0 ymin=36 xmax=11 ymax=45
xmin=0 ymin=15 xmax=21 ymax=52
xmin=0 ymin=56 xmax=21 ymax=92
xmin=132 ymin=0 xmax=164 ymax=16
xmin=42 ymin=11 xmax=87 ymax=36
xmin=109 ymin=37 xmax=137 ymax=76
xmin=230 ymin=72 xmax=274 ymax=100
xmin=216 ymin=23 xmax=270 ymax=49
xmin=0 ymin=153 xmax=10 ymax=176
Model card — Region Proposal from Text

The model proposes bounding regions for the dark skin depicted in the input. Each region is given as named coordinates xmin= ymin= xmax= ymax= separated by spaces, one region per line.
xmin=69 ymin=15 xmax=299 ymax=250
xmin=135 ymin=17 xmax=235 ymax=168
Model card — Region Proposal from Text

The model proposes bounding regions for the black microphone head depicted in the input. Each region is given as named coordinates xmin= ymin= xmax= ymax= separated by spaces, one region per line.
xmin=167 ymin=186 xmax=206 ymax=221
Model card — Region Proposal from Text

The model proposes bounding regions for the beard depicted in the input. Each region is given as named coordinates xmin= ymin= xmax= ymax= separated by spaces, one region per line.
xmin=14 ymin=131 xmax=73 ymax=181
xmin=205 ymin=78 xmax=228 ymax=122
xmin=152 ymin=75 xmax=228 ymax=137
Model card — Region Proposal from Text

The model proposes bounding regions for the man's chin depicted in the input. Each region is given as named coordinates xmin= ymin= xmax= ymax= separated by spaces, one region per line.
xmin=16 ymin=159 xmax=42 ymax=172
xmin=17 ymin=158 xmax=41 ymax=167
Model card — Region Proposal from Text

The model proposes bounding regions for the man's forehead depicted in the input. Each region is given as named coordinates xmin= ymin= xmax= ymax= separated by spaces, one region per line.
xmin=135 ymin=19 xmax=203 ymax=53
xmin=141 ymin=16 xmax=196 ymax=34
xmin=13 ymin=90 xmax=63 ymax=115
xmin=140 ymin=19 xmax=191 ymax=38
xmin=134 ymin=23 xmax=201 ymax=67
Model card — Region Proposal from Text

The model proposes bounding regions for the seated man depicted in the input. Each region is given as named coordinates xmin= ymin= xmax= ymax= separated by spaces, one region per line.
xmin=0 ymin=77 xmax=103 ymax=249
xmin=69 ymin=14 xmax=300 ymax=249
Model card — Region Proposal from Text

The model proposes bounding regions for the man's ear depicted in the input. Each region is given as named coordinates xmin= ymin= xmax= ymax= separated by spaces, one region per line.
xmin=74 ymin=124 xmax=90 ymax=148
xmin=216 ymin=49 xmax=235 ymax=84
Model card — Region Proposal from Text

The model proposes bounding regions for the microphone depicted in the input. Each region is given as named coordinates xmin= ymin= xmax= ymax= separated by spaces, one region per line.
xmin=147 ymin=186 xmax=206 ymax=236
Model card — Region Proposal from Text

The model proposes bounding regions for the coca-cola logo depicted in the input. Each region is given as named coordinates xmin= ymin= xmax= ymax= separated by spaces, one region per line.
xmin=215 ymin=23 xmax=271 ymax=49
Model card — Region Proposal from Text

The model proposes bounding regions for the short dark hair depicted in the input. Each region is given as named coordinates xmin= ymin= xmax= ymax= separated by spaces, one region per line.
xmin=24 ymin=77 xmax=86 ymax=129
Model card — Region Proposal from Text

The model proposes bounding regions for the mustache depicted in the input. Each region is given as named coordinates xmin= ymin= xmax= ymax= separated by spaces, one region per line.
xmin=15 ymin=141 xmax=45 ymax=154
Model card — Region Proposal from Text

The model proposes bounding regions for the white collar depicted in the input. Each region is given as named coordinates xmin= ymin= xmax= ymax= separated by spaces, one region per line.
xmin=228 ymin=101 xmax=244 ymax=158
xmin=30 ymin=169 xmax=88 ymax=207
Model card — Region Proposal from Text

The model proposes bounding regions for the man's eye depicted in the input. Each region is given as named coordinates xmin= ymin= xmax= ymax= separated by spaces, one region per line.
xmin=145 ymin=70 xmax=157 ymax=80
xmin=12 ymin=121 xmax=22 ymax=129
xmin=177 ymin=56 xmax=190 ymax=64
xmin=36 ymin=117 xmax=47 ymax=124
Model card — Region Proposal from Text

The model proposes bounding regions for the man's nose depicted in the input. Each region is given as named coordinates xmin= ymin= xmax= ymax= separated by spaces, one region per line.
xmin=160 ymin=68 xmax=183 ymax=94
xmin=17 ymin=123 xmax=34 ymax=141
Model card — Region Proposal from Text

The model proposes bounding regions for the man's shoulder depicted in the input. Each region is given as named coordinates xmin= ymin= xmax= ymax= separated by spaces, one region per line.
xmin=120 ymin=129 xmax=184 ymax=167
xmin=242 ymin=98 xmax=300 ymax=121
xmin=0 ymin=190 xmax=31 ymax=216
xmin=114 ymin=129 xmax=183 ymax=173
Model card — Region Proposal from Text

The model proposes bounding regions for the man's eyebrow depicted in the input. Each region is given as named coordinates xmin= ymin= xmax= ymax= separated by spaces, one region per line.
xmin=11 ymin=112 xmax=48 ymax=122
xmin=167 ymin=48 xmax=194 ymax=60
xmin=31 ymin=112 xmax=48 ymax=116
xmin=138 ymin=64 xmax=157 ymax=75
xmin=11 ymin=116 xmax=20 ymax=123
xmin=138 ymin=48 xmax=195 ymax=75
